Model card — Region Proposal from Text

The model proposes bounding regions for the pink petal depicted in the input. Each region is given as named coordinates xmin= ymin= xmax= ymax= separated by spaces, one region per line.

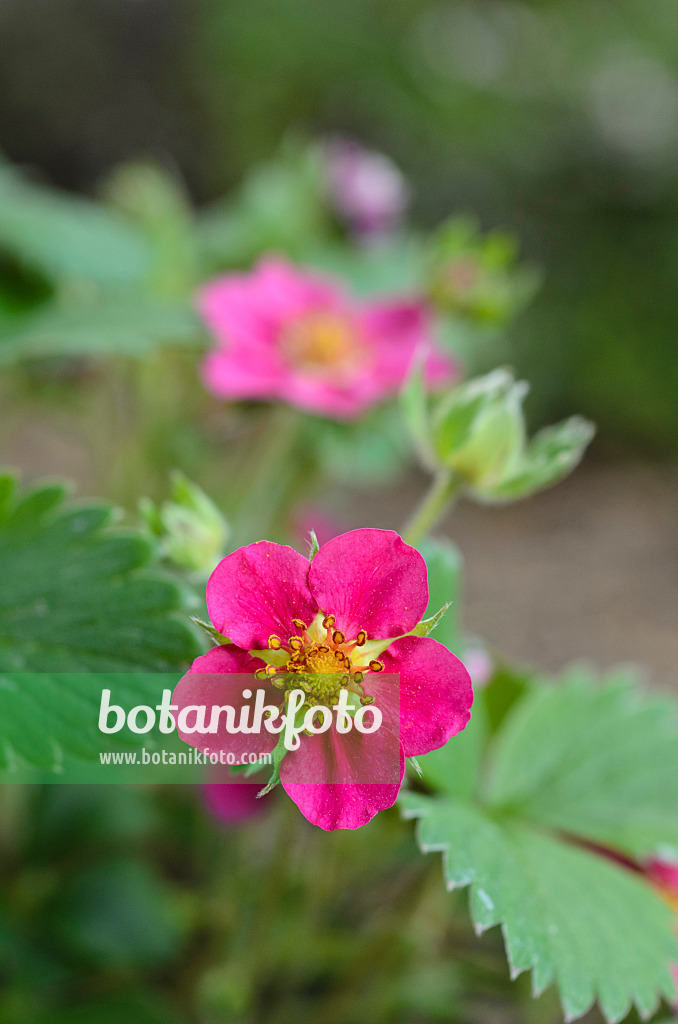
xmin=255 ymin=256 xmax=346 ymax=315
xmin=187 ymin=645 xmax=263 ymax=674
xmin=282 ymin=373 xmax=380 ymax=419
xmin=361 ymin=300 xmax=457 ymax=390
xmin=198 ymin=279 xmax=283 ymax=363
xmin=377 ymin=635 xmax=473 ymax=756
xmin=206 ymin=542 xmax=317 ymax=650
xmin=281 ymin=727 xmax=405 ymax=830
xmin=646 ymin=858 xmax=678 ymax=894
xmin=199 ymin=258 xmax=341 ymax=342
xmin=173 ymin=645 xmax=278 ymax=761
xmin=202 ymin=350 xmax=283 ymax=402
xmin=309 ymin=528 xmax=428 ymax=640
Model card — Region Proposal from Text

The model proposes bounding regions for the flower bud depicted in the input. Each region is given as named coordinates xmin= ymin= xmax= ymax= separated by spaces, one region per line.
xmin=141 ymin=472 xmax=229 ymax=575
xmin=426 ymin=217 xmax=538 ymax=327
xmin=431 ymin=370 xmax=527 ymax=489
xmin=320 ymin=135 xmax=410 ymax=238
xmin=403 ymin=367 xmax=595 ymax=503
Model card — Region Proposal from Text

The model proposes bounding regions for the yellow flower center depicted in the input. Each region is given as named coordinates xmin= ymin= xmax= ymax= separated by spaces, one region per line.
xmin=305 ymin=646 xmax=343 ymax=674
xmin=281 ymin=312 xmax=362 ymax=374
xmin=258 ymin=613 xmax=385 ymax=707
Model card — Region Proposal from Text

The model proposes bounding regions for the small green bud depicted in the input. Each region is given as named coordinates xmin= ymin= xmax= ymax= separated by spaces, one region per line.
xmin=426 ymin=216 xmax=539 ymax=327
xmin=404 ymin=368 xmax=595 ymax=503
xmin=431 ymin=370 xmax=527 ymax=489
xmin=142 ymin=472 xmax=229 ymax=575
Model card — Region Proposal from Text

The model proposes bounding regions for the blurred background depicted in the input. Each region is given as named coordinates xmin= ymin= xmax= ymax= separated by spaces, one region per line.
xmin=1 ymin=6 xmax=678 ymax=1021
xmin=1 ymin=0 xmax=676 ymax=683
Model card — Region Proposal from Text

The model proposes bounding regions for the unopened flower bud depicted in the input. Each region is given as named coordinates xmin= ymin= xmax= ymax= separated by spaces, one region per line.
xmin=141 ymin=471 xmax=229 ymax=575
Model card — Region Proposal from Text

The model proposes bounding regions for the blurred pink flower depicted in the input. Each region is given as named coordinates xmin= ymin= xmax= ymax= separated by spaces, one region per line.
xmin=174 ymin=528 xmax=473 ymax=830
xmin=647 ymin=859 xmax=678 ymax=897
xmin=292 ymin=504 xmax=344 ymax=549
xmin=203 ymin=781 xmax=270 ymax=825
xmin=463 ymin=645 xmax=493 ymax=689
xmin=645 ymin=858 xmax=678 ymax=1012
xmin=321 ymin=136 xmax=410 ymax=237
xmin=199 ymin=257 xmax=455 ymax=419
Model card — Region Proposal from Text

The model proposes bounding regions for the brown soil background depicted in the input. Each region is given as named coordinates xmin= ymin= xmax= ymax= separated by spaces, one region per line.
xmin=335 ymin=462 xmax=678 ymax=692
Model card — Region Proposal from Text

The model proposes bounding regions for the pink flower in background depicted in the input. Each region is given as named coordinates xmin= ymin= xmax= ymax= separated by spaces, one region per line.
xmin=199 ymin=257 xmax=455 ymax=419
xmin=174 ymin=529 xmax=473 ymax=831
xmin=204 ymin=774 xmax=274 ymax=823
xmin=321 ymin=136 xmax=410 ymax=237
xmin=203 ymin=780 xmax=271 ymax=825
xmin=462 ymin=644 xmax=493 ymax=689
xmin=645 ymin=859 xmax=678 ymax=1012
xmin=292 ymin=504 xmax=344 ymax=549
xmin=646 ymin=859 xmax=678 ymax=898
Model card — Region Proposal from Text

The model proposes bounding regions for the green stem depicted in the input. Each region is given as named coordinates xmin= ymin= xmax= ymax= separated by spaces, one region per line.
xmin=232 ymin=404 xmax=303 ymax=545
xmin=401 ymin=469 xmax=461 ymax=546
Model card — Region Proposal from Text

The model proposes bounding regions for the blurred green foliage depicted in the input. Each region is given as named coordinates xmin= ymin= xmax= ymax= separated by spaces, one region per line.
xmin=191 ymin=0 xmax=678 ymax=453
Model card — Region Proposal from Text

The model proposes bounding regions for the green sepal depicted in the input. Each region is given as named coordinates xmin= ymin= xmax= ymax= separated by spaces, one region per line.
xmin=192 ymin=618 xmax=232 ymax=648
xmin=256 ymin=734 xmax=289 ymax=798
xmin=408 ymin=603 xmax=451 ymax=638
xmin=308 ymin=529 xmax=320 ymax=561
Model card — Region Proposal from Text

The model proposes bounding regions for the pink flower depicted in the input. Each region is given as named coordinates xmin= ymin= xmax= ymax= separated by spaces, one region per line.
xmin=199 ymin=257 xmax=455 ymax=419
xmin=645 ymin=859 xmax=678 ymax=1011
xmin=292 ymin=504 xmax=343 ymax=549
xmin=463 ymin=644 xmax=493 ymax=689
xmin=203 ymin=780 xmax=271 ymax=825
xmin=174 ymin=528 xmax=473 ymax=830
xmin=647 ymin=859 xmax=678 ymax=897
xmin=321 ymin=136 xmax=410 ymax=237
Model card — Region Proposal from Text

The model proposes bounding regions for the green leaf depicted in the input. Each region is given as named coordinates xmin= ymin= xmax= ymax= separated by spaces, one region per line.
xmin=400 ymin=357 xmax=432 ymax=466
xmin=418 ymin=538 xmax=463 ymax=655
xmin=0 ymin=165 xmax=150 ymax=285
xmin=417 ymin=691 xmax=489 ymax=801
xmin=485 ymin=667 xmax=678 ymax=859
xmin=402 ymin=668 xmax=678 ymax=1021
xmin=0 ymin=476 xmax=200 ymax=769
xmin=401 ymin=793 xmax=677 ymax=1023
xmin=0 ymin=293 xmax=201 ymax=364
xmin=486 ymin=417 xmax=596 ymax=502
xmin=104 ymin=161 xmax=199 ymax=298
